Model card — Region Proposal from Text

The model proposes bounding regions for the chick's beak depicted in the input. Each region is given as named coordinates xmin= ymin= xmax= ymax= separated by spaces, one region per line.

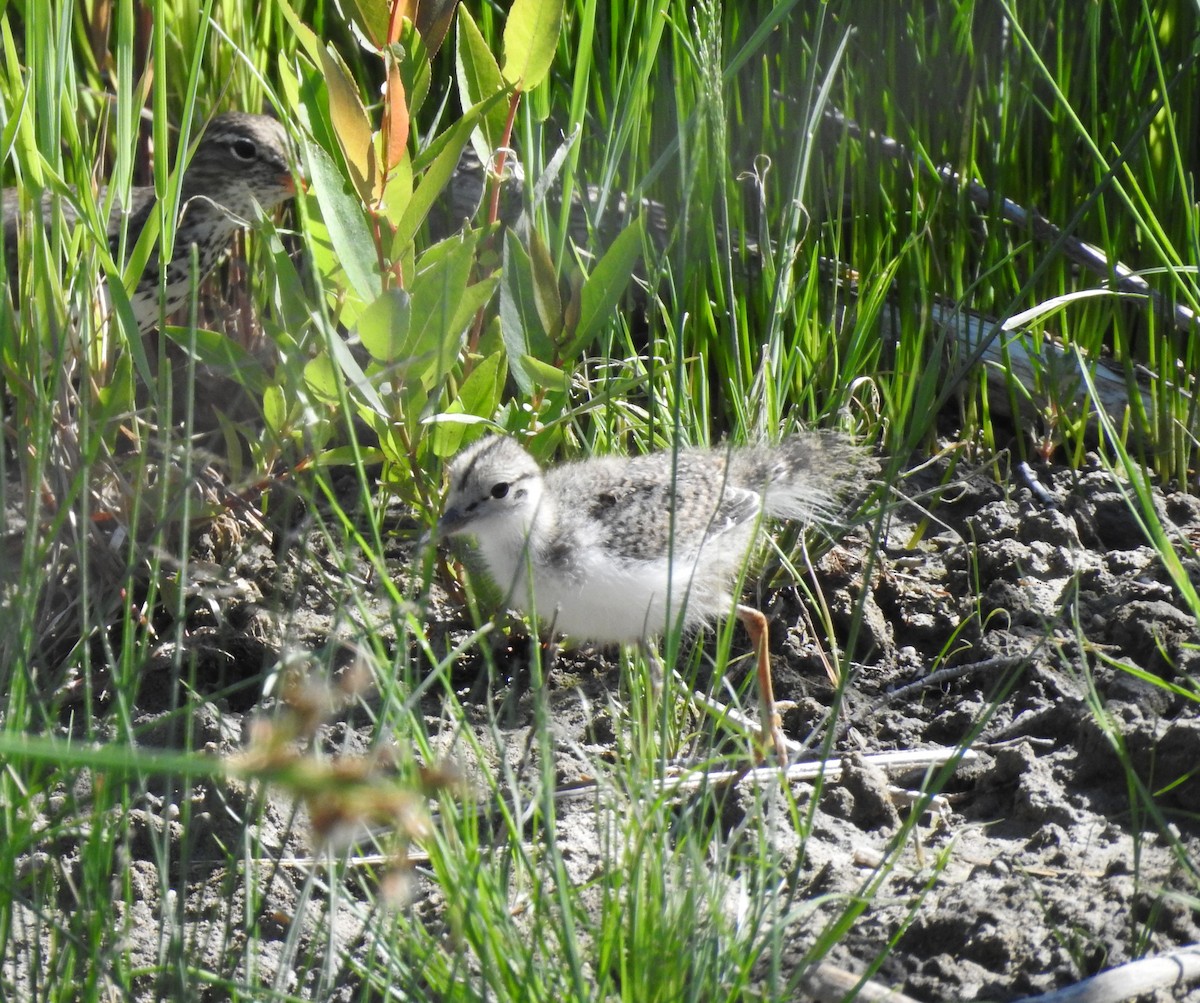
xmin=437 ymin=506 xmax=468 ymax=537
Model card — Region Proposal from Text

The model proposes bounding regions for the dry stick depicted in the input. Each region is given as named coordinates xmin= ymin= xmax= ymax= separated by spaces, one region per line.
xmin=799 ymin=961 xmax=925 ymax=1003
xmin=312 ymin=746 xmax=973 ymax=868
xmin=823 ymin=106 xmax=1198 ymax=335
xmin=879 ymin=300 xmax=1167 ymax=437
xmin=654 ymin=747 xmax=978 ymax=798
xmin=824 ymin=106 xmax=1196 ymax=436
xmin=445 ymin=747 xmax=976 ymax=818
xmin=877 ymin=653 xmax=1037 ymax=707
xmin=870 ymin=297 xmax=1168 ymax=447
xmin=1009 ymin=944 xmax=1200 ymax=1003
xmin=681 ymin=671 xmax=960 ymax=806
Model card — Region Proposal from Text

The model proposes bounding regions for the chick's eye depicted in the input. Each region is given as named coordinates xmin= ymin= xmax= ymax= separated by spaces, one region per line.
xmin=490 ymin=482 xmax=510 ymax=499
xmin=232 ymin=139 xmax=258 ymax=161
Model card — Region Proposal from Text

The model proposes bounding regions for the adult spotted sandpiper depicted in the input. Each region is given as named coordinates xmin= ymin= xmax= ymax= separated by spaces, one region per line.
xmin=1 ymin=112 xmax=296 ymax=333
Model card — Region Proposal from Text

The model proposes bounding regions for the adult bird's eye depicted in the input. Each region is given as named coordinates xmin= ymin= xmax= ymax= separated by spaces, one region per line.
xmin=491 ymin=482 xmax=510 ymax=499
xmin=232 ymin=139 xmax=258 ymax=161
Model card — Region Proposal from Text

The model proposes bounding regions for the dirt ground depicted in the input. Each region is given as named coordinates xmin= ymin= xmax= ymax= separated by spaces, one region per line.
xmin=6 ymin=442 xmax=1200 ymax=1001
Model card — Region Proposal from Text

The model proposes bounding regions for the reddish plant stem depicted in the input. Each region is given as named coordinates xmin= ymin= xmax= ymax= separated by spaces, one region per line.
xmin=466 ymin=90 xmax=524 ymax=358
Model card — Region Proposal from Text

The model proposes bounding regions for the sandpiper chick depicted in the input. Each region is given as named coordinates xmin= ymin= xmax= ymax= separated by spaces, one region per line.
xmin=1 ymin=112 xmax=296 ymax=333
xmin=438 ymin=433 xmax=864 ymax=762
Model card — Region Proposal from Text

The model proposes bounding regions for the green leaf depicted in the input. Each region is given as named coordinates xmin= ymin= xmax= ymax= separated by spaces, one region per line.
xmin=343 ymin=0 xmax=390 ymax=46
xmin=263 ymin=384 xmax=289 ymax=434
xmin=288 ymin=57 xmax=341 ymax=163
xmin=277 ymin=0 xmax=322 ymax=63
xmin=313 ymin=445 xmax=388 ymax=467
xmin=320 ymin=44 xmax=380 ymax=203
xmin=118 ymin=194 xmax=161 ymax=309
xmin=160 ymin=325 xmax=269 ymax=394
xmin=279 ymin=0 xmax=380 ymax=201
xmin=446 ymin=273 xmax=501 ymax=361
xmin=568 ymin=216 xmax=644 ymax=357
xmin=455 ymin=6 xmax=508 ymax=165
xmin=502 ymin=0 xmax=563 ymax=91
xmin=519 ymin=354 xmax=571 ymax=392
xmin=378 ymin=153 xmax=414 ymax=232
xmin=329 ymin=330 xmax=387 ymax=414
xmin=412 ymin=88 xmax=508 ymax=172
xmin=499 ymin=232 xmax=548 ymax=393
xmin=530 ymin=126 xmax=578 ymax=213
xmin=304 ymin=353 xmax=340 ymax=404
xmin=427 ymin=350 xmax=507 ymax=456
xmin=356 ymin=289 xmax=413 ymax=363
xmin=528 ymin=228 xmax=562 ymax=339
xmin=305 ymin=138 xmax=378 ymax=304
xmin=262 ymin=221 xmax=315 ymax=337
xmin=98 ymin=257 xmax=154 ymax=381
xmin=407 ymin=233 xmax=481 ymax=387
xmin=93 ymin=350 xmax=136 ymax=448
xmin=0 ymin=79 xmax=26 ymax=169
xmin=306 ymin=341 xmax=388 ymax=420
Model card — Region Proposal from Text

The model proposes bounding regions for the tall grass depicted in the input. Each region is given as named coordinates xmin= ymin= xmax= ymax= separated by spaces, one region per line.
xmin=1 ymin=0 xmax=1198 ymax=998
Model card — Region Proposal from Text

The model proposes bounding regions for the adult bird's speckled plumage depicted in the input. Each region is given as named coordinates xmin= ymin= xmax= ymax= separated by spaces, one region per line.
xmin=1 ymin=112 xmax=296 ymax=333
